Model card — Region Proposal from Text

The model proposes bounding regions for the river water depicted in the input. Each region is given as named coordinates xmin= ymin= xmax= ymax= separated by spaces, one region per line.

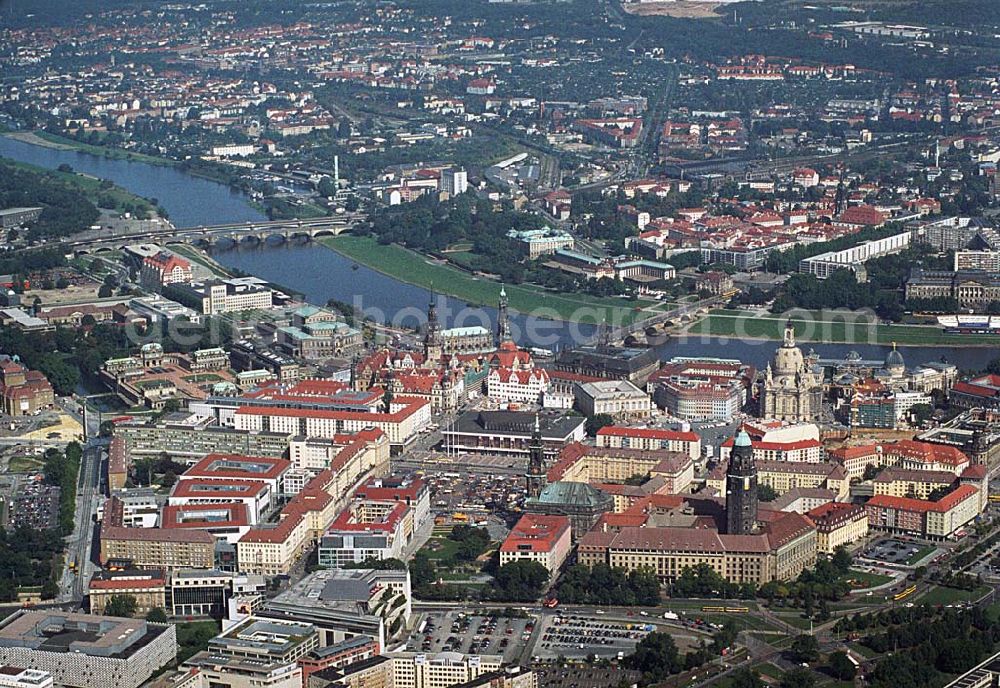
xmin=0 ymin=136 xmax=266 ymax=228
xmin=2 ymin=135 xmax=996 ymax=370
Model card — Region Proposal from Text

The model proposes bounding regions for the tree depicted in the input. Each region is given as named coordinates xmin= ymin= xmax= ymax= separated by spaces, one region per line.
xmin=409 ymin=553 xmax=436 ymax=588
xmin=758 ymin=484 xmax=778 ymax=502
xmin=146 ymin=607 xmax=168 ymax=623
xmin=827 ymin=651 xmax=856 ymax=681
xmin=98 ymin=284 xmax=113 ymax=298
xmin=730 ymin=669 xmax=764 ymax=688
xmin=789 ymin=634 xmax=820 ymax=663
xmin=831 ymin=546 xmax=853 ymax=574
xmin=909 ymin=403 xmax=934 ymax=426
xmin=625 ymin=632 xmax=681 ymax=682
xmin=780 ymin=668 xmax=816 ymax=688
xmin=104 ymin=594 xmax=138 ymax=618
xmin=862 ymin=464 xmax=882 ymax=481
xmin=490 ymin=560 xmax=549 ymax=602
xmin=585 ymin=413 xmax=614 ymax=436
xmin=448 ymin=524 xmax=491 ymax=561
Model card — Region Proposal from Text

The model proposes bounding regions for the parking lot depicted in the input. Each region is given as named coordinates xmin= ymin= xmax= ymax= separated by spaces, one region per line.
xmin=535 ymin=615 xmax=658 ymax=660
xmin=865 ymin=538 xmax=935 ymax=566
xmin=404 ymin=612 xmax=532 ymax=663
xmin=11 ymin=480 xmax=61 ymax=530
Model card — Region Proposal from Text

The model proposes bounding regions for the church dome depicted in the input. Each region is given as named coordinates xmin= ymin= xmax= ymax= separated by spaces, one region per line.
xmin=771 ymin=321 xmax=804 ymax=376
xmin=885 ymin=343 xmax=905 ymax=372
xmin=773 ymin=345 xmax=804 ymax=376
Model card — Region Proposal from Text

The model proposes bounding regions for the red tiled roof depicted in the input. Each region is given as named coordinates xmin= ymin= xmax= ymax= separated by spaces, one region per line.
xmin=500 ymin=514 xmax=570 ymax=553
xmin=867 ymin=484 xmax=978 ymax=513
xmin=162 ymin=502 xmax=250 ymax=529
xmin=89 ymin=574 xmax=167 ymax=591
xmin=170 ymin=478 xmax=269 ymax=499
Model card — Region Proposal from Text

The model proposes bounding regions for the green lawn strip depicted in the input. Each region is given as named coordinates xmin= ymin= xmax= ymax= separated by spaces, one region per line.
xmin=33 ymin=131 xmax=178 ymax=167
xmin=321 ymin=235 xmax=657 ymax=324
xmin=418 ymin=536 xmax=461 ymax=561
xmin=8 ymin=456 xmax=45 ymax=473
xmin=905 ymin=545 xmax=937 ymax=565
xmin=689 ymin=311 xmax=1000 ymax=346
xmin=918 ymin=585 xmax=991 ymax=606
xmin=168 ymin=245 xmax=232 ymax=277
xmin=771 ymin=612 xmax=814 ymax=630
xmin=754 ymin=662 xmax=786 ymax=680
xmin=844 ymin=569 xmax=894 ymax=589
xmin=848 ymin=643 xmax=880 ymax=659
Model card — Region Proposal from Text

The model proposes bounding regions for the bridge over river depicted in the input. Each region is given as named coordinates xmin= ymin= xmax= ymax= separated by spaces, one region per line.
xmin=65 ymin=213 xmax=366 ymax=254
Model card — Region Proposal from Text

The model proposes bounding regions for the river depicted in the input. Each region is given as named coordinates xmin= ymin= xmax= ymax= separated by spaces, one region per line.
xmin=2 ymin=134 xmax=996 ymax=370
xmin=0 ymin=135 xmax=266 ymax=228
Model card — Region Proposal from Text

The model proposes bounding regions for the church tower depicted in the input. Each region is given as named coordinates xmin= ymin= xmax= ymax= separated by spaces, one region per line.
xmin=424 ymin=292 xmax=443 ymax=361
xmin=525 ymin=414 xmax=547 ymax=498
xmin=725 ymin=429 xmax=758 ymax=535
xmin=497 ymin=284 xmax=511 ymax=344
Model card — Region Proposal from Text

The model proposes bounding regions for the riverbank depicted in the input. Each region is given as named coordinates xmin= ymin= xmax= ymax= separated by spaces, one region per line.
xmin=169 ymin=245 xmax=233 ymax=279
xmin=318 ymin=234 xmax=660 ymax=324
xmin=6 ymin=131 xmax=180 ymax=167
xmin=685 ymin=309 xmax=1000 ymax=347
xmin=0 ymin=134 xmax=266 ymax=229
xmin=0 ymin=155 xmax=158 ymax=220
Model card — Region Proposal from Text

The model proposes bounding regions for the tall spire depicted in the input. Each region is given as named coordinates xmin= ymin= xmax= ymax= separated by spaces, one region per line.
xmin=783 ymin=321 xmax=795 ymax=347
xmin=497 ymin=284 xmax=511 ymax=344
xmin=424 ymin=287 xmax=442 ymax=360
xmin=526 ymin=413 xmax=546 ymax=499
xmin=725 ymin=429 xmax=758 ymax=535
xmin=597 ymin=317 xmax=611 ymax=352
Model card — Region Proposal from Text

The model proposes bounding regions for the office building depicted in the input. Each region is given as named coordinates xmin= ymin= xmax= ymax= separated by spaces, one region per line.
xmin=0 ymin=611 xmax=177 ymax=688
xmin=806 ymin=502 xmax=869 ymax=554
xmin=575 ymin=379 xmax=652 ymax=420
xmin=261 ymin=568 xmax=411 ymax=650
xmin=595 ymin=426 xmax=701 ymax=461
xmin=87 ymin=569 xmax=167 ymax=615
xmin=0 ymin=208 xmax=42 ymax=229
xmin=390 ymin=652 xmax=504 ymax=688
xmin=499 ymin=514 xmax=571 ymax=573
xmin=0 ymin=667 xmax=52 ymax=688
xmin=865 ymin=484 xmax=981 ymax=539
xmin=0 ymin=360 xmax=54 ymax=417
xmin=297 ymin=636 xmax=380 ymax=682
xmin=170 ymin=569 xmax=236 ymax=617
xmin=99 ymin=524 xmax=216 ymax=570
xmin=180 ymin=653 xmax=302 ymax=688
xmin=140 ymin=251 xmax=193 ymax=289
xmin=442 ymin=411 xmax=586 ymax=459
xmin=208 ymin=618 xmax=319 ymax=664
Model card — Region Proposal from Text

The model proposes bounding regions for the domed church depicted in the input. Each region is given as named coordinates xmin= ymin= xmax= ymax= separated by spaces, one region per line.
xmin=759 ymin=322 xmax=823 ymax=422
